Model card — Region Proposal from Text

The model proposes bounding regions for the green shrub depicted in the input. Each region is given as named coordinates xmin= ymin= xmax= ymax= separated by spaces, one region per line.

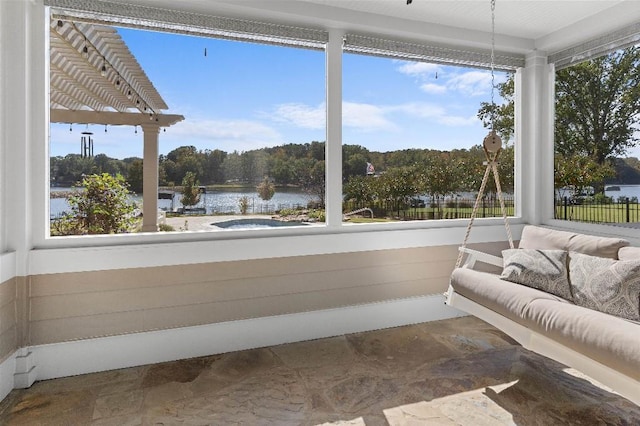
xmin=55 ymin=173 xmax=137 ymax=235
xmin=239 ymin=196 xmax=250 ymax=215
xmin=594 ymin=193 xmax=612 ymax=205
xmin=180 ymin=172 xmax=201 ymax=208
xmin=257 ymin=177 xmax=276 ymax=201
xmin=617 ymin=195 xmax=639 ymax=204
xmin=158 ymin=223 xmax=175 ymax=232
xmin=308 ymin=209 xmax=325 ymax=222
xmin=278 ymin=207 xmax=302 ymax=216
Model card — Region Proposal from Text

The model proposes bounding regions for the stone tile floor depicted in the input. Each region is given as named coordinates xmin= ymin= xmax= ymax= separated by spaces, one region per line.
xmin=0 ymin=316 xmax=638 ymax=425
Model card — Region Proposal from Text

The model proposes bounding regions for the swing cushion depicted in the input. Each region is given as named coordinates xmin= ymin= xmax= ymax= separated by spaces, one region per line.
xmin=525 ymin=298 xmax=640 ymax=381
xmin=452 ymin=267 xmax=567 ymax=325
xmin=618 ymin=246 xmax=640 ymax=260
xmin=518 ymin=225 xmax=629 ymax=259
xmin=450 ymin=267 xmax=640 ymax=382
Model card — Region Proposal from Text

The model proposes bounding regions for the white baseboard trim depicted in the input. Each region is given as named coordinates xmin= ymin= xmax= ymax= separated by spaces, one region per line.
xmin=29 ymin=294 xmax=466 ymax=382
xmin=0 ymin=351 xmax=18 ymax=402
xmin=13 ymin=350 xmax=37 ymax=389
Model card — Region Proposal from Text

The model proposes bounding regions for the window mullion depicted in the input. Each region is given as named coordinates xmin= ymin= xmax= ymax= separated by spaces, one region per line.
xmin=325 ymin=29 xmax=344 ymax=228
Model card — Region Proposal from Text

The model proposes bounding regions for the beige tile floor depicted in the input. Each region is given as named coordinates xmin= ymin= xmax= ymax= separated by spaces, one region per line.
xmin=0 ymin=316 xmax=637 ymax=425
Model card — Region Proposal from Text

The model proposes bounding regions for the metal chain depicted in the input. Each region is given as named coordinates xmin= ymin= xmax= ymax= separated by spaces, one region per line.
xmin=490 ymin=0 xmax=496 ymax=131
xmin=489 ymin=0 xmax=513 ymax=250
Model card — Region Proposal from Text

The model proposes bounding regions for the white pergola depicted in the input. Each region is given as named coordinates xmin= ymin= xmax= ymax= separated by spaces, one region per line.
xmin=49 ymin=19 xmax=184 ymax=232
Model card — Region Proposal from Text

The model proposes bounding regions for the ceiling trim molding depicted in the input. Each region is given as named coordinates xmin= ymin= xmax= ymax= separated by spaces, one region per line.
xmin=549 ymin=21 xmax=640 ymax=70
xmin=344 ymin=34 xmax=524 ymax=71
xmin=45 ymin=0 xmax=329 ymax=49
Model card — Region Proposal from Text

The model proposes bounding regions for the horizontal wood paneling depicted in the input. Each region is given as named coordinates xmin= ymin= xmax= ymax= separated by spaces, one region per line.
xmin=30 ymin=279 xmax=434 ymax=344
xmin=30 ymin=261 xmax=452 ymax=321
xmin=0 ymin=278 xmax=17 ymax=362
xmin=27 ymin=244 xmax=505 ymax=345
xmin=29 ymin=246 xmax=455 ymax=296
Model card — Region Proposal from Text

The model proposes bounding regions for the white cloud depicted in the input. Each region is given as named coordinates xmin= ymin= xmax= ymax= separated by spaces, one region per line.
xmin=270 ymin=103 xmax=325 ymax=129
xmin=391 ymin=102 xmax=445 ymax=118
xmin=396 ymin=61 xmax=501 ymax=98
xmin=437 ymin=115 xmax=479 ymax=126
xmin=397 ymin=61 xmax=440 ymax=77
xmin=447 ymin=71 xmax=492 ymax=96
xmin=267 ymin=98 xmax=479 ymax=137
xmin=391 ymin=102 xmax=479 ymax=127
xmin=420 ymin=83 xmax=447 ymax=94
xmin=270 ymin=101 xmax=396 ymax=132
xmin=343 ymin=102 xmax=396 ymax=131
xmin=167 ymin=118 xmax=283 ymax=151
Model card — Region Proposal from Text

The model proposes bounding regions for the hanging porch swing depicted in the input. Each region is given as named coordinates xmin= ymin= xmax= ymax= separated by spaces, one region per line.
xmin=444 ymin=0 xmax=640 ymax=407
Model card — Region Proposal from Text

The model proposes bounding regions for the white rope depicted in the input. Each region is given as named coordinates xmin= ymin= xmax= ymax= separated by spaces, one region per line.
xmin=454 ymin=0 xmax=514 ymax=268
xmin=455 ymin=155 xmax=493 ymax=268
xmin=491 ymin=161 xmax=514 ymax=249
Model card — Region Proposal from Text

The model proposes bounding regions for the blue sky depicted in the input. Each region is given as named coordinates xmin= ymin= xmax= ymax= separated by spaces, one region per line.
xmin=50 ymin=26 xmax=511 ymax=159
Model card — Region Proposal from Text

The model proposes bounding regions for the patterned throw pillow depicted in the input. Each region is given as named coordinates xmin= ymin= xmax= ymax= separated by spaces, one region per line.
xmin=569 ymin=252 xmax=640 ymax=321
xmin=501 ymin=249 xmax=572 ymax=300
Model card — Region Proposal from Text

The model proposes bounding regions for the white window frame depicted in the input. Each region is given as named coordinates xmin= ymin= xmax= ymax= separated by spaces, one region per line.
xmin=34 ymin=0 xmax=529 ymax=252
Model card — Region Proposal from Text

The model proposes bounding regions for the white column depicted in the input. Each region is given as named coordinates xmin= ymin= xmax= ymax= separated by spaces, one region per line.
xmin=516 ymin=50 xmax=554 ymax=225
xmin=325 ymin=29 xmax=344 ymax=228
xmin=141 ymin=124 xmax=160 ymax=232
xmin=1 ymin=0 xmax=47 ymax=269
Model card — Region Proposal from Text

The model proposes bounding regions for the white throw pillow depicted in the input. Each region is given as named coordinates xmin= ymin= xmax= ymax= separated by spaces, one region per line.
xmin=501 ymin=249 xmax=572 ymax=300
xmin=569 ymin=252 xmax=640 ymax=321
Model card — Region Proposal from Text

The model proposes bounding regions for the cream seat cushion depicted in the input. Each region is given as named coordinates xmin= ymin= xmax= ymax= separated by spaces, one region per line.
xmin=524 ymin=299 xmax=640 ymax=381
xmin=518 ymin=225 xmax=629 ymax=259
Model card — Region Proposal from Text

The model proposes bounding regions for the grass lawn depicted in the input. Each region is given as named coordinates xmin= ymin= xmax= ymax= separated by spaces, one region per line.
xmin=346 ymin=202 xmax=640 ymax=225
xmin=555 ymin=203 xmax=640 ymax=223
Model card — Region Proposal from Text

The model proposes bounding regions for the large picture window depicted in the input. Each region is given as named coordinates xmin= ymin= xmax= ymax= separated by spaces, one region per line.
xmin=45 ymin=1 xmax=524 ymax=241
xmin=49 ymin=18 xmax=326 ymax=236
xmin=341 ymin=53 xmax=514 ymax=224
xmin=553 ymin=45 xmax=640 ymax=226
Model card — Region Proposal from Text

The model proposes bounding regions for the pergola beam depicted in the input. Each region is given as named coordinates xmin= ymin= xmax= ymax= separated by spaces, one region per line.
xmin=50 ymin=109 xmax=184 ymax=127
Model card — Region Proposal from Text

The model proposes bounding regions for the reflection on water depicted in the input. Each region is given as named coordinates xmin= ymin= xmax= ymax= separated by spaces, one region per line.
xmin=50 ymin=187 xmax=316 ymax=216
xmin=50 ymin=184 xmax=640 ymax=217
xmin=213 ymin=218 xmax=311 ymax=229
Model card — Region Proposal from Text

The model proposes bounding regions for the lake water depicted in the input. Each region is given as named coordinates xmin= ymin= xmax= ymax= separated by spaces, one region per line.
xmin=50 ymin=187 xmax=317 ymax=216
xmin=50 ymin=184 xmax=640 ymax=217
xmin=604 ymin=185 xmax=640 ymax=201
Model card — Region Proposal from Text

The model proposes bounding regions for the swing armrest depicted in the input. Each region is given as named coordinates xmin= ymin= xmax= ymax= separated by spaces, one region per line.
xmin=458 ymin=247 xmax=503 ymax=269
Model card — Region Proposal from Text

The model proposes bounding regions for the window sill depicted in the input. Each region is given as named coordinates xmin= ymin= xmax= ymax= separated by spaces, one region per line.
xmin=31 ymin=218 xmax=526 ymax=275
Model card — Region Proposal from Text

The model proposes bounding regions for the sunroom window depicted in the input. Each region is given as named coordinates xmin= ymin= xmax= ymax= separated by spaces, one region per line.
xmin=46 ymin=1 xmax=327 ymax=236
xmin=553 ymin=44 xmax=640 ymax=226
xmin=44 ymin=0 xmax=525 ymax=240
xmin=342 ymin=36 xmax=516 ymax=224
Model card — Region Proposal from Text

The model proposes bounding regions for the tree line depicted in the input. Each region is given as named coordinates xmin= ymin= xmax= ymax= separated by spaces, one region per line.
xmin=51 ymin=46 xmax=640 ymax=206
xmin=50 ymin=142 xmax=514 ymax=195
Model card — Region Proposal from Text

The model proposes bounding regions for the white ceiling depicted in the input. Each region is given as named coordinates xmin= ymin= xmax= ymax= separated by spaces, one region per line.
xmin=84 ymin=0 xmax=640 ymax=55
xmin=154 ymin=0 xmax=639 ymax=54
xmin=299 ymin=0 xmax=628 ymax=41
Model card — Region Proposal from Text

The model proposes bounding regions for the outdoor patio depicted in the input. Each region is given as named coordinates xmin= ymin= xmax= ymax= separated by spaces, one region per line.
xmin=1 ymin=316 xmax=637 ymax=425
